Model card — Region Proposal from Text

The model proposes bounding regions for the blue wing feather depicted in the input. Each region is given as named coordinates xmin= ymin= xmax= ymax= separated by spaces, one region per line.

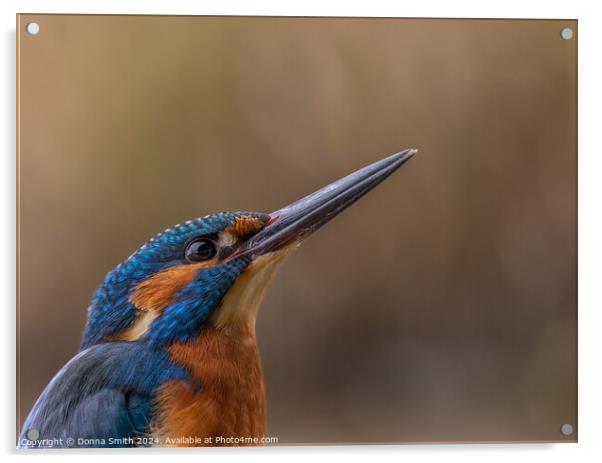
xmin=18 ymin=342 xmax=190 ymax=448
xmin=64 ymin=389 xmax=134 ymax=447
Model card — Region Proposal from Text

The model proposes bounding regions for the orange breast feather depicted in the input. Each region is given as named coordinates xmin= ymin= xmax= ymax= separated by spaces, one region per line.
xmin=153 ymin=326 xmax=266 ymax=446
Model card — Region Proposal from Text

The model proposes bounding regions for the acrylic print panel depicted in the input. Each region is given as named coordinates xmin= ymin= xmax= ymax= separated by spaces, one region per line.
xmin=16 ymin=15 xmax=577 ymax=447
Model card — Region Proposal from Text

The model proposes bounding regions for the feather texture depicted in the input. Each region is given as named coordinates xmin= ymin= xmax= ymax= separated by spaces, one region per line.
xmin=19 ymin=342 xmax=190 ymax=448
xmin=154 ymin=324 xmax=266 ymax=446
xmin=81 ymin=212 xmax=268 ymax=349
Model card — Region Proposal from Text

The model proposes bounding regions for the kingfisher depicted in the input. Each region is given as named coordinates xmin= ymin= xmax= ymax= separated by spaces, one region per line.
xmin=19 ymin=150 xmax=417 ymax=448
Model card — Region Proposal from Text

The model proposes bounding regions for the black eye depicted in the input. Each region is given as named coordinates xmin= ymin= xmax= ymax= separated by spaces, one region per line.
xmin=185 ymin=239 xmax=217 ymax=262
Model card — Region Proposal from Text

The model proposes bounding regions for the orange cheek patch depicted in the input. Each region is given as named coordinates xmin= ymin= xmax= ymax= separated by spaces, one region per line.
xmin=224 ymin=216 xmax=265 ymax=239
xmin=129 ymin=261 xmax=213 ymax=311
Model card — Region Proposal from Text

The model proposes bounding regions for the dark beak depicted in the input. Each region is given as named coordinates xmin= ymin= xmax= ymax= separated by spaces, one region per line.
xmin=238 ymin=149 xmax=417 ymax=258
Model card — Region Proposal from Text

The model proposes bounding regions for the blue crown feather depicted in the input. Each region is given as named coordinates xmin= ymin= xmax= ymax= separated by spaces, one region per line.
xmin=81 ymin=212 xmax=265 ymax=349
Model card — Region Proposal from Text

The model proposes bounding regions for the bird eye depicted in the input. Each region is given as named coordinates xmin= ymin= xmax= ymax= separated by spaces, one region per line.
xmin=185 ymin=239 xmax=217 ymax=262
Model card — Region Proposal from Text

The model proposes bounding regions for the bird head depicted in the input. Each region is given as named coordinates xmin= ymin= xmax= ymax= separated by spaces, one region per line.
xmin=81 ymin=150 xmax=417 ymax=349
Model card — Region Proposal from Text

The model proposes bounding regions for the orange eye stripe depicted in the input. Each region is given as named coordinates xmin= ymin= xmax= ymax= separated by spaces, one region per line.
xmin=129 ymin=261 xmax=213 ymax=312
xmin=129 ymin=216 xmax=266 ymax=312
xmin=223 ymin=216 xmax=266 ymax=239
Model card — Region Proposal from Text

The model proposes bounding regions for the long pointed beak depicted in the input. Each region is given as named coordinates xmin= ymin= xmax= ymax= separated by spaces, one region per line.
xmin=238 ymin=149 xmax=417 ymax=258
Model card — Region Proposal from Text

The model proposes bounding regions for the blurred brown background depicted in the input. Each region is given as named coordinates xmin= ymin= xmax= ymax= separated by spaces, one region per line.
xmin=17 ymin=16 xmax=577 ymax=443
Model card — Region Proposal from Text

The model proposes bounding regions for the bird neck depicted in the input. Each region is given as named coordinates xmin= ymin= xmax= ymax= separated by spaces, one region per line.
xmin=154 ymin=324 xmax=266 ymax=444
xmin=210 ymin=245 xmax=295 ymax=332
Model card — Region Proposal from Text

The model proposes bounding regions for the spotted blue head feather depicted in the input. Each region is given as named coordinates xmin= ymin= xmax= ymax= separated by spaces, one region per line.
xmin=81 ymin=212 xmax=269 ymax=349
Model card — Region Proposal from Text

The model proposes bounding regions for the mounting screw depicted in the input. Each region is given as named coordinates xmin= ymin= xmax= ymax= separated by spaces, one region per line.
xmin=26 ymin=22 xmax=40 ymax=36
xmin=26 ymin=428 xmax=39 ymax=440
xmin=560 ymin=27 xmax=573 ymax=41
xmin=560 ymin=423 xmax=574 ymax=436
